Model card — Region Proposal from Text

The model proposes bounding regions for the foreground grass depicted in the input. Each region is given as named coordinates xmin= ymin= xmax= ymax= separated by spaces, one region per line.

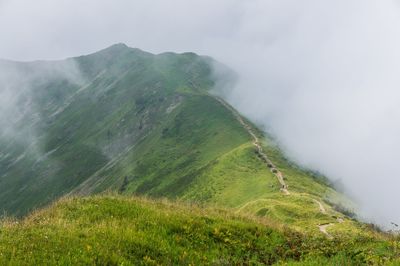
xmin=0 ymin=196 xmax=399 ymax=265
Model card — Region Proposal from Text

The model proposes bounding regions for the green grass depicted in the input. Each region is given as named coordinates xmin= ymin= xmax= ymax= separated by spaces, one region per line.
xmin=0 ymin=44 xmax=359 ymax=236
xmin=181 ymin=143 xmax=279 ymax=206
xmin=0 ymin=44 xmax=217 ymax=216
xmin=72 ymin=93 xmax=250 ymax=196
xmin=1 ymin=44 xmax=398 ymax=264
xmin=0 ymin=195 xmax=398 ymax=265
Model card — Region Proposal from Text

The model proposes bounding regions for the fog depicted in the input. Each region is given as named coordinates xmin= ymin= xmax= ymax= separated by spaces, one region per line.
xmin=0 ymin=59 xmax=83 ymax=154
xmin=1 ymin=0 xmax=400 ymax=226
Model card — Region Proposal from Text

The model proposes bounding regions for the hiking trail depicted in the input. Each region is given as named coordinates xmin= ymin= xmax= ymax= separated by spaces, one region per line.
xmin=213 ymin=96 xmax=289 ymax=195
xmin=213 ymin=95 xmax=348 ymax=238
xmin=318 ymin=223 xmax=334 ymax=239
xmin=314 ymin=199 xmax=345 ymax=238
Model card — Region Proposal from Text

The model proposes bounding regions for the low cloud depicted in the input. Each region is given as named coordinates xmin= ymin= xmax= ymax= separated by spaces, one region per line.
xmin=219 ymin=1 xmax=400 ymax=227
xmin=0 ymin=59 xmax=83 ymax=152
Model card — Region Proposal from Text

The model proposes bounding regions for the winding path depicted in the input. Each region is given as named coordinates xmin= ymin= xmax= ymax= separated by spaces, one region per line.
xmin=318 ymin=223 xmax=334 ymax=239
xmin=314 ymin=199 xmax=334 ymax=237
xmin=314 ymin=199 xmax=327 ymax=214
xmin=314 ymin=199 xmax=344 ymax=238
xmin=213 ymin=96 xmax=289 ymax=195
xmin=213 ymin=95 xmax=346 ymax=238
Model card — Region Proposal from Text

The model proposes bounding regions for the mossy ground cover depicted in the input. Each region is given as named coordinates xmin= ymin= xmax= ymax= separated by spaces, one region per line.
xmin=0 ymin=196 xmax=399 ymax=265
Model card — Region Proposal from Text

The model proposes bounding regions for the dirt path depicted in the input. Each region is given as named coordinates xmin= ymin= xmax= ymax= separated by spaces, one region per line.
xmin=213 ymin=96 xmax=289 ymax=195
xmin=318 ymin=223 xmax=334 ymax=239
xmin=314 ymin=199 xmax=345 ymax=238
xmin=314 ymin=199 xmax=327 ymax=214
xmin=213 ymin=96 xmax=341 ymax=237
xmin=315 ymin=199 xmax=334 ymax=238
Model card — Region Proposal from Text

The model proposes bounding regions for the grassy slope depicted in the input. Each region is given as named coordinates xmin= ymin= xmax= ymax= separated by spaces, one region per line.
xmin=0 ymin=44 xmax=215 ymax=215
xmin=72 ymin=89 xmax=366 ymax=237
xmin=0 ymin=44 xmax=391 ymax=250
xmin=77 ymin=94 xmax=249 ymax=194
xmin=0 ymin=196 xmax=398 ymax=265
xmin=13 ymin=44 xmax=361 ymax=238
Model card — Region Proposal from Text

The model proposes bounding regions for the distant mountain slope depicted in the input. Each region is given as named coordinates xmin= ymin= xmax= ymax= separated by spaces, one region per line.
xmin=0 ymin=44 xmax=215 ymax=215
xmin=0 ymin=44 xmax=361 ymax=237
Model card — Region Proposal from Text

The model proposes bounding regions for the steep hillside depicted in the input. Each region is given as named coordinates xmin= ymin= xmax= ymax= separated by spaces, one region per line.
xmin=1 ymin=196 xmax=398 ymax=265
xmin=0 ymin=44 xmax=371 ymax=239
xmin=0 ymin=44 xmax=215 ymax=215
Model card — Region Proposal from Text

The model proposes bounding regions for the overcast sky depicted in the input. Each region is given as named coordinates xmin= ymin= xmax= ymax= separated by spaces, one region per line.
xmin=1 ymin=0 xmax=400 ymax=226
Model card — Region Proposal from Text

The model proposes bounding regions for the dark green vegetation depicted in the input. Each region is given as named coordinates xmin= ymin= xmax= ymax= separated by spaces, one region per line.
xmin=0 ymin=44 xmax=218 ymax=215
xmin=0 ymin=44 xmax=399 ymax=264
xmin=1 ymin=196 xmax=399 ymax=265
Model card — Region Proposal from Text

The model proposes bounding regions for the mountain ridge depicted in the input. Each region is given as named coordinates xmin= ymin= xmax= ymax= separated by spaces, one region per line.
xmin=0 ymin=44 xmax=369 ymax=236
xmin=1 ymin=43 xmax=399 ymax=264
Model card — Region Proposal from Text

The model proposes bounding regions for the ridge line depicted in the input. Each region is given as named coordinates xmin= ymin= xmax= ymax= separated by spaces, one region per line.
xmin=211 ymin=95 xmax=289 ymax=195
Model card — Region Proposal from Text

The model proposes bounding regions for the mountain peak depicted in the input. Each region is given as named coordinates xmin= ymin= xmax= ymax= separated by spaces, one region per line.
xmin=94 ymin=43 xmax=131 ymax=55
xmin=82 ymin=43 xmax=152 ymax=60
xmin=107 ymin=43 xmax=129 ymax=50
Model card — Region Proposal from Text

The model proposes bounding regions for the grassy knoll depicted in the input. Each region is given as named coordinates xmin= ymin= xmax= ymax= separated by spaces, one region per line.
xmin=0 ymin=196 xmax=399 ymax=265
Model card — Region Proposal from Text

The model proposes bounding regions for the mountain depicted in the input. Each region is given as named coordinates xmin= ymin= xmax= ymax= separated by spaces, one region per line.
xmin=1 ymin=44 xmax=398 ymax=263
xmin=0 ymin=44 xmax=400 ymax=265
xmin=0 ymin=43 xmax=216 ymax=215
